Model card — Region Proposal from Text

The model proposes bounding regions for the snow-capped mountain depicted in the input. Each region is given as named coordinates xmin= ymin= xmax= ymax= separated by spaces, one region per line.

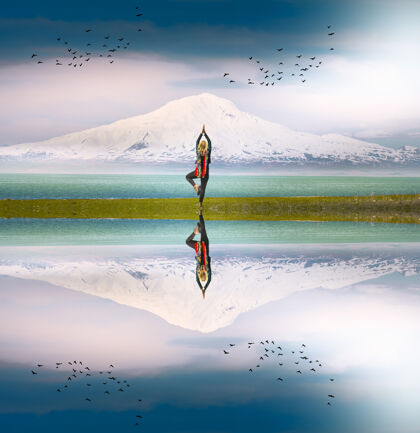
xmin=1 ymin=93 xmax=419 ymax=167
xmin=1 ymin=251 xmax=417 ymax=333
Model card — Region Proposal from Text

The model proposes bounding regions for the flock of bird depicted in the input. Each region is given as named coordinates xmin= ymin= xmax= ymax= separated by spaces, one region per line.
xmin=223 ymin=25 xmax=336 ymax=87
xmin=30 ymin=5 xmax=145 ymax=68
xmin=30 ymin=361 xmax=145 ymax=427
xmin=223 ymin=340 xmax=336 ymax=406
xmin=29 ymin=341 xmax=335 ymax=429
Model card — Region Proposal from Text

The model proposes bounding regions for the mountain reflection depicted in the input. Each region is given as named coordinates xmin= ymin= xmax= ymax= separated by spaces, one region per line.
xmin=1 ymin=243 xmax=420 ymax=433
xmin=185 ymin=213 xmax=212 ymax=298
xmin=0 ymin=244 xmax=418 ymax=333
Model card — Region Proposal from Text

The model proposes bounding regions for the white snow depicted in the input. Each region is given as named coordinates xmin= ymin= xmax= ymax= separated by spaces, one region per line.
xmin=0 ymin=252 xmax=417 ymax=333
xmin=1 ymin=93 xmax=418 ymax=166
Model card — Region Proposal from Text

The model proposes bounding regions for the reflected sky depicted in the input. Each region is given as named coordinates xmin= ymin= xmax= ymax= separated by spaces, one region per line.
xmin=1 ymin=238 xmax=420 ymax=432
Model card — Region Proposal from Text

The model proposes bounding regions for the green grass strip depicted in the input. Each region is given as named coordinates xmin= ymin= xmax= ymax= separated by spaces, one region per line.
xmin=1 ymin=195 xmax=419 ymax=223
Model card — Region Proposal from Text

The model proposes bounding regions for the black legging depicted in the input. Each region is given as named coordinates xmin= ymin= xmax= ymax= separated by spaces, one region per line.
xmin=186 ymin=171 xmax=209 ymax=204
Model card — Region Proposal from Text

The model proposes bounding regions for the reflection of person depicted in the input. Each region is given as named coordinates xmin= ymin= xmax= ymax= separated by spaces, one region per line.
xmin=186 ymin=125 xmax=212 ymax=206
xmin=185 ymin=213 xmax=212 ymax=298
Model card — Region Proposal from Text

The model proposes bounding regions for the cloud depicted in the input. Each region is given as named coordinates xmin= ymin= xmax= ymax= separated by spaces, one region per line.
xmin=2 ymin=52 xmax=420 ymax=146
xmin=1 ymin=2 xmax=420 ymax=146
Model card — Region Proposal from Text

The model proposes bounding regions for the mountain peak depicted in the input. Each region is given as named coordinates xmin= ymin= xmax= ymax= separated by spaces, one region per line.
xmin=155 ymin=92 xmax=240 ymax=120
xmin=1 ymin=93 xmax=418 ymax=169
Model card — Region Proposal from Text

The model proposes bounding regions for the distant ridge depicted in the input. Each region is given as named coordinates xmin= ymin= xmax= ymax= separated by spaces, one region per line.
xmin=1 ymin=93 xmax=419 ymax=168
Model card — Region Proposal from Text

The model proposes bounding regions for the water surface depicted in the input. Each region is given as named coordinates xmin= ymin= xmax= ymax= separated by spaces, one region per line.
xmin=0 ymin=217 xmax=419 ymax=433
xmin=1 ymin=174 xmax=419 ymax=199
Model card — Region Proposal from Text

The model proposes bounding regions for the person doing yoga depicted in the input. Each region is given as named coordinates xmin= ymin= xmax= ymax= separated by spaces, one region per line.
xmin=185 ymin=213 xmax=212 ymax=298
xmin=186 ymin=125 xmax=212 ymax=206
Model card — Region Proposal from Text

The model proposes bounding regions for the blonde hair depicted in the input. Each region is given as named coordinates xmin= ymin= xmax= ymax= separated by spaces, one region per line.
xmin=198 ymin=140 xmax=208 ymax=155
xmin=198 ymin=266 xmax=208 ymax=282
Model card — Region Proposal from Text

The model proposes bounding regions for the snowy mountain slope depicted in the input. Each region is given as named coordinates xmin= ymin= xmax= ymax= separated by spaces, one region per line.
xmin=1 ymin=93 xmax=419 ymax=166
xmin=1 ymin=252 xmax=417 ymax=333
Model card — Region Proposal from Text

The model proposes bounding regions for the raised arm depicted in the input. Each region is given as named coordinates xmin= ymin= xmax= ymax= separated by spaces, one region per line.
xmin=196 ymin=133 xmax=203 ymax=152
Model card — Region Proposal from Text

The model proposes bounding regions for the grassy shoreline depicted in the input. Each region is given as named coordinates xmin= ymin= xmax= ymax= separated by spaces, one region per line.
xmin=1 ymin=195 xmax=419 ymax=223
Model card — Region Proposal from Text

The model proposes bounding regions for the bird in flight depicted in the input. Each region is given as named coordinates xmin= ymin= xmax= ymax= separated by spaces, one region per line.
xmin=328 ymin=32 xmax=335 ymax=36
xmin=85 ymin=29 xmax=92 ymax=33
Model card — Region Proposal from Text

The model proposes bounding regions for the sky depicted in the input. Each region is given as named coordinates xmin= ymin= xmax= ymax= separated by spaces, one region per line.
xmin=0 ymin=243 xmax=420 ymax=432
xmin=1 ymin=0 xmax=420 ymax=147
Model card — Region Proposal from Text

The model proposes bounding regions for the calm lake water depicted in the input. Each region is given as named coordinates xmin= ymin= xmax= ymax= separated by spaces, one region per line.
xmin=0 ymin=218 xmax=420 ymax=433
xmin=1 ymin=174 xmax=420 ymax=199
xmin=0 ymin=218 xmax=419 ymax=245
xmin=1 ymin=172 xmax=419 ymax=432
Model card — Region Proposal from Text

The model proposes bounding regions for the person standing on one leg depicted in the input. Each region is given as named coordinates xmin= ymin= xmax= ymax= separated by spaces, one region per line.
xmin=186 ymin=125 xmax=212 ymax=207
xmin=185 ymin=213 xmax=212 ymax=298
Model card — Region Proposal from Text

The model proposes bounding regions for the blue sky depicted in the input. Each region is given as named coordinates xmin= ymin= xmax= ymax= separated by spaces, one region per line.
xmin=1 ymin=0 xmax=420 ymax=146
xmin=1 ymin=243 xmax=420 ymax=432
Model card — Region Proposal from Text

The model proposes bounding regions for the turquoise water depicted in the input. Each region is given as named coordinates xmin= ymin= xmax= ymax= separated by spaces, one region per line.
xmin=0 ymin=174 xmax=419 ymax=199
xmin=0 ymin=218 xmax=419 ymax=245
